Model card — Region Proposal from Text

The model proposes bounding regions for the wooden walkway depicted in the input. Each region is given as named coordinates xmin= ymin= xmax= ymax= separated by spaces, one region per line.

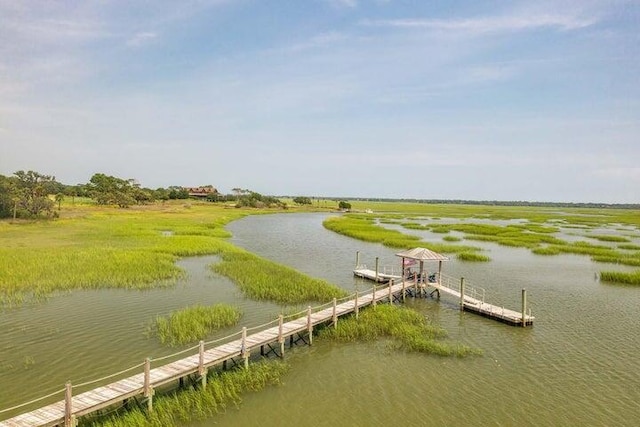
xmin=0 ymin=282 xmax=410 ymax=427
xmin=414 ymin=273 xmax=534 ymax=326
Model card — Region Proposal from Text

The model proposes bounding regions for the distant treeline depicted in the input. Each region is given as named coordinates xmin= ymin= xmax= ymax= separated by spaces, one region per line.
xmin=315 ymin=197 xmax=640 ymax=210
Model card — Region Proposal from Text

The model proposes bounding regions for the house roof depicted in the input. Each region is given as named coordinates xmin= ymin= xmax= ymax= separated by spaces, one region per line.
xmin=395 ymin=247 xmax=449 ymax=261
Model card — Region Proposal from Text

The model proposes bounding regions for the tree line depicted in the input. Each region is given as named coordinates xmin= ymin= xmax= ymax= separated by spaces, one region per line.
xmin=0 ymin=171 xmax=297 ymax=219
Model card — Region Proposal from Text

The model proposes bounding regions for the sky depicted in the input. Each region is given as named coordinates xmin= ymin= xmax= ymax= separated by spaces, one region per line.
xmin=1 ymin=0 xmax=639 ymax=203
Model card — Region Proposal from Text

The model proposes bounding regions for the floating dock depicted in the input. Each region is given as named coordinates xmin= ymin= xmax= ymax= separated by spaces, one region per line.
xmin=353 ymin=268 xmax=400 ymax=283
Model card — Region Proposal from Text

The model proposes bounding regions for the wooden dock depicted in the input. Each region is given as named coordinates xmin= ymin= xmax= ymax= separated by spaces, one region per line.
xmin=420 ymin=273 xmax=534 ymax=326
xmin=356 ymin=270 xmax=534 ymax=327
xmin=353 ymin=268 xmax=400 ymax=283
xmin=0 ymin=282 xmax=411 ymax=427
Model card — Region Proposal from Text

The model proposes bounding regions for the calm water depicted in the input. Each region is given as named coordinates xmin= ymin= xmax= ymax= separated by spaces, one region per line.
xmin=2 ymin=213 xmax=640 ymax=426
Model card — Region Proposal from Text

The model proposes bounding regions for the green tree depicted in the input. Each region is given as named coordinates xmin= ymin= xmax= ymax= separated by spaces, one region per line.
xmin=293 ymin=196 xmax=312 ymax=205
xmin=87 ymin=173 xmax=136 ymax=208
xmin=338 ymin=201 xmax=351 ymax=210
xmin=13 ymin=170 xmax=56 ymax=217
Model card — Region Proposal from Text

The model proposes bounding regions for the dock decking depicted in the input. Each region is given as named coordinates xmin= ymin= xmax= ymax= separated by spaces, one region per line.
xmin=0 ymin=282 xmax=410 ymax=427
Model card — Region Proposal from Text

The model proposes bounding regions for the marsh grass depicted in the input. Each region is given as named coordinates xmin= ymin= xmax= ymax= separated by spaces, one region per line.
xmin=152 ymin=304 xmax=242 ymax=346
xmin=587 ymin=235 xmax=630 ymax=243
xmin=0 ymin=203 xmax=252 ymax=306
xmin=600 ymin=270 xmax=640 ymax=285
xmin=532 ymin=246 xmax=561 ymax=256
xmin=85 ymin=360 xmax=289 ymax=427
xmin=619 ymin=244 xmax=640 ymax=250
xmin=442 ymin=235 xmax=462 ymax=242
xmin=212 ymin=249 xmax=346 ymax=304
xmin=319 ymin=304 xmax=480 ymax=357
xmin=323 ymin=216 xmax=480 ymax=254
xmin=457 ymin=252 xmax=491 ymax=262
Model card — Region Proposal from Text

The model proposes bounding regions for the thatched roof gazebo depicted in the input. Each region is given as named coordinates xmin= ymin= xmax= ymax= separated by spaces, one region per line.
xmin=396 ymin=247 xmax=449 ymax=283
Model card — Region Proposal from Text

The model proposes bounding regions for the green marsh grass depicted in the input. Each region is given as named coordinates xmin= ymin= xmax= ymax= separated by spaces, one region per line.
xmin=457 ymin=252 xmax=491 ymax=262
xmin=0 ymin=203 xmax=252 ymax=307
xmin=619 ymin=244 xmax=640 ymax=250
xmin=153 ymin=304 xmax=242 ymax=346
xmin=532 ymin=246 xmax=561 ymax=256
xmin=587 ymin=235 xmax=630 ymax=243
xmin=323 ymin=216 xmax=480 ymax=254
xmin=319 ymin=304 xmax=479 ymax=357
xmin=600 ymin=270 xmax=640 ymax=285
xmin=442 ymin=235 xmax=462 ymax=242
xmin=212 ymin=249 xmax=346 ymax=305
xmin=85 ymin=360 xmax=289 ymax=427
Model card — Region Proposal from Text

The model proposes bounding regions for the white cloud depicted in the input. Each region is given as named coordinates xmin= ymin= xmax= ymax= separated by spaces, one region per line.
xmin=326 ymin=0 xmax=358 ymax=8
xmin=126 ymin=31 xmax=158 ymax=47
xmin=361 ymin=13 xmax=596 ymax=34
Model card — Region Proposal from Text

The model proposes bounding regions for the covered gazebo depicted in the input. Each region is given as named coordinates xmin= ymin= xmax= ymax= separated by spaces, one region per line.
xmin=396 ymin=247 xmax=449 ymax=283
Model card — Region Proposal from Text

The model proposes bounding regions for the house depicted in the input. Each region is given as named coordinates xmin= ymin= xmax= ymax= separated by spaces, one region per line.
xmin=183 ymin=185 xmax=219 ymax=198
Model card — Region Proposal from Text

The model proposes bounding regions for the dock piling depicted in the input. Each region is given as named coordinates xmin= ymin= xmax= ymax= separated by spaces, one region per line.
xmin=307 ymin=306 xmax=313 ymax=345
xmin=521 ymin=289 xmax=527 ymax=326
xmin=143 ymin=358 xmax=153 ymax=412
xmin=64 ymin=382 xmax=73 ymax=427
xmin=459 ymin=278 xmax=465 ymax=311
xmin=199 ymin=341 xmax=207 ymax=389
xmin=278 ymin=315 xmax=284 ymax=357
xmin=375 ymin=257 xmax=379 ymax=282
xmin=332 ymin=298 xmax=337 ymax=328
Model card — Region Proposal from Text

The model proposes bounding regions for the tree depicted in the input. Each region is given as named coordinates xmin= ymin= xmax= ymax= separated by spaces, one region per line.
xmin=86 ymin=173 xmax=136 ymax=208
xmin=55 ymin=193 xmax=64 ymax=211
xmin=338 ymin=201 xmax=351 ymax=210
xmin=293 ymin=196 xmax=312 ymax=205
xmin=13 ymin=170 xmax=56 ymax=217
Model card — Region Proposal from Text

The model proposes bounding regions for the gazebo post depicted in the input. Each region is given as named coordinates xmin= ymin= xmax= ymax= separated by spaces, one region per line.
xmin=438 ymin=260 xmax=443 ymax=283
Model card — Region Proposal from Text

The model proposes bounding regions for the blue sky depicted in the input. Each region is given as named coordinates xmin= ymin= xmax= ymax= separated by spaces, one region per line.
xmin=1 ymin=0 xmax=638 ymax=203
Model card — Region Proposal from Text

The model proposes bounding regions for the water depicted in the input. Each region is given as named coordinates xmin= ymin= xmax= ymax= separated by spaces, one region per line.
xmin=2 ymin=213 xmax=640 ymax=425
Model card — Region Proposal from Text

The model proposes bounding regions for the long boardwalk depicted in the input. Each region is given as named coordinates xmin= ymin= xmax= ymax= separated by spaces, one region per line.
xmin=0 ymin=282 xmax=411 ymax=427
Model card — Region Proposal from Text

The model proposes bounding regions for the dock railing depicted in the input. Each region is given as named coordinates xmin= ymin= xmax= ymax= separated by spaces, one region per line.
xmin=438 ymin=273 xmax=485 ymax=304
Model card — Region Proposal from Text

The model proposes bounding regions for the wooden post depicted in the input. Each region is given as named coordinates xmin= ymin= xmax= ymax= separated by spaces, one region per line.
xmin=355 ymin=291 xmax=359 ymax=318
xmin=413 ymin=273 xmax=418 ymax=296
xmin=355 ymin=251 xmax=360 ymax=268
xmin=199 ymin=340 xmax=207 ymax=388
xmin=521 ymin=289 xmax=527 ymax=327
xmin=459 ymin=278 xmax=465 ymax=311
xmin=401 ymin=279 xmax=406 ymax=302
xmin=438 ymin=261 xmax=443 ymax=284
xmin=144 ymin=357 xmax=153 ymax=412
xmin=307 ymin=306 xmax=313 ymax=345
xmin=241 ymin=327 xmax=249 ymax=368
xmin=375 ymin=257 xmax=379 ymax=282
xmin=278 ymin=314 xmax=284 ymax=357
xmin=64 ymin=381 xmax=73 ymax=427
xmin=372 ymin=284 xmax=376 ymax=307
xmin=388 ymin=279 xmax=393 ymax=303
xmin=332 ymin=298 xmax=337 ymax=328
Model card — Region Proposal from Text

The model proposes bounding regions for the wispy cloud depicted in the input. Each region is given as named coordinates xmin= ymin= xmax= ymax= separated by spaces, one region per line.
xmin=361 ymin=13 xmax=597 ymax=34
xmin=126 ymin=31 xmax=158 ymax=47
xmin=325 ymin=0 xmax=358 ymax=8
